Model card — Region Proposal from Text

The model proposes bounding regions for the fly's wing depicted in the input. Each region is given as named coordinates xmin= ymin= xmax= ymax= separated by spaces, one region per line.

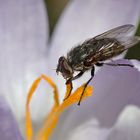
xmin=96 ymin=36 xmax=140 ymax=52
xmin=117 ymin=36 xmax=140 ymax=50
xmin=84 ymin=37 xmax=140 ymax=63
xmin=82 ymin=24 xmax=139 ymax=65
xmin=85 ymin=24 xmax=139 ymax=51
xmin=94 ymin=36 xmax=140 ymax=60
xmin=94 ymin=24 xmax=135 ymax=39
xmin=82 ymin=24 xmax=136 ymax=50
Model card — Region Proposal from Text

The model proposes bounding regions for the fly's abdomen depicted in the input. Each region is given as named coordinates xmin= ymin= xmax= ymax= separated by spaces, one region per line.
xmin=84 ymin=38 xmax=125 ymax=65
xmin=96 ymin=44 xmax=124 ymax=61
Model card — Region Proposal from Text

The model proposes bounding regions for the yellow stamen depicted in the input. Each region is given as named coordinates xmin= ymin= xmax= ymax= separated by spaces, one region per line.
xmin=25 ymin=75 xmax=59 ymax=140
xmin=26 ymin=77 xmax=42 ymax=140
xmin=25 ymin=75 xmax=93 ymax=140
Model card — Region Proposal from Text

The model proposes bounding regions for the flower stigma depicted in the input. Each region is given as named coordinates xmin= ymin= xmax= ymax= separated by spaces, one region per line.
xmin=25 ymin=74 xmax=93 ymax=140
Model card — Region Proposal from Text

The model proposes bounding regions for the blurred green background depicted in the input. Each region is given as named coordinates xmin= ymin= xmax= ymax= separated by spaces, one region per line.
xmin=45 ymin=0 xmax=140 ymax=60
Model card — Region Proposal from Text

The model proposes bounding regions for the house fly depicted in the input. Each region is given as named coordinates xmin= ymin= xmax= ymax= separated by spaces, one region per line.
xmin=56 ymin=24 xmax=140 ymax=105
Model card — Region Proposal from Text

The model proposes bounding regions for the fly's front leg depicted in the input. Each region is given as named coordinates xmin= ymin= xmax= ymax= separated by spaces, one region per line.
xmin=72 ymin=71 xmax=84 ymax=81
xmin=64 ymin=78 xmax=73 ymax=100
xmin=64 ymin=71 xmax=84 ymax=100
xmin=78 ymin=66 xmax=95 ymax=105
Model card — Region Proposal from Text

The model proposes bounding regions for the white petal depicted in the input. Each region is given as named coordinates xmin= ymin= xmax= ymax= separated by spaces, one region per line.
xmin=107 ymin=105 xmax=140 ymax=140
xmin=0 ymin=0 xmax=49 ymax=127
xmin=51 ymin=59 xmax=140 ymax=139
xmin=0 ymin=96 xmax=23 ymax=140
xmin=65 ymin=119 xmax=109 ymax=140
xmin=48 ymin=0 xmax=140 ymax=100
xmin=131 ymin=59 xmax=140 ymax=71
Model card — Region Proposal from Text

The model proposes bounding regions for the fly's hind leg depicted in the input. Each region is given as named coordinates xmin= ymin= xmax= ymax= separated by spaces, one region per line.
xmin=96 ymin=62 xmax=133 ymax=67
xmin=78 ymin=66 xmax=95 ymax=105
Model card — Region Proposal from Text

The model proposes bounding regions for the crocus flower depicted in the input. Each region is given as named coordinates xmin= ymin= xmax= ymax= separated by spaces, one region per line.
xmin=0 ymin=0 xmax=140 ymax=139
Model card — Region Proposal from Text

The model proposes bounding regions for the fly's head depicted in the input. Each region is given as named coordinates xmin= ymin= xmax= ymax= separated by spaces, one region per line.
xmin=56 ymin=56 xmax=73 ymax=80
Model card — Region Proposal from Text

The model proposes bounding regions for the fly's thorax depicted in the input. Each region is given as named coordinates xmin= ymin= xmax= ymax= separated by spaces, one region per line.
xmin=56 ymin=56 xmax=74 ymax=79
xmin=67 ymin=44 xmax=94 ymax=70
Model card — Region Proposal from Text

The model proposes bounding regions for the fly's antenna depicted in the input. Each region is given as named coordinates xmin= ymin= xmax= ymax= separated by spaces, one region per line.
xmin=52 ymin=68 xmax=57 ymax=71
xmin=51 ymin=68 xmax=59 ymax=75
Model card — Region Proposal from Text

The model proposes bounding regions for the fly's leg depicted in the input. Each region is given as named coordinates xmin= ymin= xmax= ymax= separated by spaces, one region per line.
xmin=64 ymin=71 xmax=84 ymax=100
xmin=64 ymin=78 xmax=73 ymax=100
xmin=78 ymin=66 xmax=95 ymax=105
xmin=96 ymin=62 xmax=133 ymax=67
xmin=72 ymin=71 xmax=84 ymax=81
xmin=95 ymin=62 xmax=104 ymax=67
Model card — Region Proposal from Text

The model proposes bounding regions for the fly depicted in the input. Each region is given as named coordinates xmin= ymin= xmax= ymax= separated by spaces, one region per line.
xmin=56 ymin=24 xmax=140 ymax=105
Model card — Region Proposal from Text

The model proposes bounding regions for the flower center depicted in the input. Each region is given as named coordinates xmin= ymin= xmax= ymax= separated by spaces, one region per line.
xmin=25 ymin=74 xmax=93 ymax=140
